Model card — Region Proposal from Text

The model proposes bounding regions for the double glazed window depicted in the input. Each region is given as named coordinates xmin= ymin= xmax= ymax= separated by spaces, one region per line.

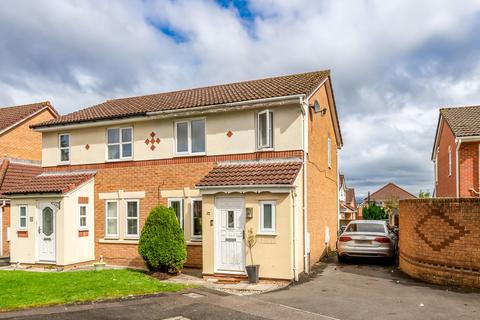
xmin=126 ymin=200 xmax=139 ymax=237
xmin=79 ymin=205 xmax=87 ymax=230
xmin=175 ymin=119 xmax=206 ymax=155
xmin=106 ymin=201 xmax=119 ymax=237
xmin=257 ymin=110 xmax=273 ymax=149
xmin=168 ymin=199 xmax=184 ymax=228
xmin=19 ymin=205 xmax=27 ymax=229
xmin=327 ymin=137 xmax=332 ymax=168
xmin=191 ymin=199 xmax=202 ymax=240
xmin=259 ymin=201 xmax=276 ymax=234
xmin=107 ymin=127 xmax=133 ymax=160
xmin=59 ymin=133 xmax=70 ymax=163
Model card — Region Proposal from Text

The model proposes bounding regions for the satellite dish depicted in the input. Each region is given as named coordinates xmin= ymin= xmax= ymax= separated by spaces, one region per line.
xmin=313 ymin=100 xmax=321 ymax=113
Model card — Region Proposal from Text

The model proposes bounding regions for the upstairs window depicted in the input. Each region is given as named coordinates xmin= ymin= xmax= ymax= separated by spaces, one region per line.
xmin=257 ymin=110 xmax=273 ymax=149
xmin=448 ymin=146 xmax=452 ymax=177
xmin=107 ymin=127 xmax=133 ymax=161
xmin=59 ymin=133 xmax=70 ymax=163
xmin=327 ymin=137 xmax=332 ymax=168
xmin=175 ymin=119 xmax=206 ymax=155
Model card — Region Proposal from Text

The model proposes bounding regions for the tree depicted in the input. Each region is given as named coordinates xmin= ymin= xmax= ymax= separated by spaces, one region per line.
xmin=138 ymin=205 xmax=187 ymax=273
xmin=362 ymin=202 xmax=388 ymax=220
xmin=383 ymin=197 xmax=399 ymax=217
xmin=418 ymin=190 xmax=431 ymax=198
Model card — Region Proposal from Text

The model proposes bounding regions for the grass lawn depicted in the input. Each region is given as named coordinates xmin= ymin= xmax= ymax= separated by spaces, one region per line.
xmin=0 ymin=269 xmax=186 ymax=311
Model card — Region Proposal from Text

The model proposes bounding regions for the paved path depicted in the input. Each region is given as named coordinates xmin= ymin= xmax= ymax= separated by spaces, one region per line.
xmin=1 ymin=258 xmax=479 ymax=319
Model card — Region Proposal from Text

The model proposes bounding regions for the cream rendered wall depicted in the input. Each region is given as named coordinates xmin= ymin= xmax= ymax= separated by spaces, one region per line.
xmin=42 ymin=103 xmax=303 ymax=167
xmin=9 ymin=197 xmax=63 ymax=264
xmin=201 ymin=191 xmax=294 ymax=280
xmin=60 ymin=179 xmax=95 ymax=265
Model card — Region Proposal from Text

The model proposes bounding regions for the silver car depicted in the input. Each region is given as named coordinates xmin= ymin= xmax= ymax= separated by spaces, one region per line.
xmin=337 ymin=220 xmax=398 ymax=262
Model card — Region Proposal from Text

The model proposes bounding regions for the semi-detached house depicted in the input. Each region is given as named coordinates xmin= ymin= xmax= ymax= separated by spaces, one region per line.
xmin=4 ymin=70 xmax=343 ymax=281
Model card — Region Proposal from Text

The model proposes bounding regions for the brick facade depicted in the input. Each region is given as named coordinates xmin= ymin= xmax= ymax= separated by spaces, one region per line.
xmin=81 ymin=151 xmax=303 ymax=268
xmin=1 ymin=205 xmax=9 ymax=256
xmin=399 ymin=198 xmax=480 ymax=288
xmin=435 ymin=120 xmax=456 ymax=197
xmin=0 ymin=109 xmax=56 ymax=161
xmin=458 ymin=142 xmax=479 ymax=197
xmin=306 ymin=79 xmax=339 ymax=266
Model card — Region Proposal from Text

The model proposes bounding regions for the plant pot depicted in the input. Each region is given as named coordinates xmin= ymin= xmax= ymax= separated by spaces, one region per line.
xmin=246 ymin=265 xmax=260 ymax=284
xmin=93 ymin=262 xmax=106 ymax=271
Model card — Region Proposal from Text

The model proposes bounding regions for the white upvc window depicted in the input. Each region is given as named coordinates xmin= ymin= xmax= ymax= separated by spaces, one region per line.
xmin=448 ymin=145 xmax=452 ymax=177
xmin=259 ymin=201 xmax=276 ymax=234
xmin=59 ymin=133 xmax=70 ymax=163
xmin=78 ymin=205 xmax=87 ymax=230
xmin=126 ymin=200 xmax=140 ymax=238
xmin=327 ymin=137 xmax=332 ymax=168
xmin=175 ymin=119 xmax=206 ymax=155
xmin=168 ymin=198 xmax=184 ymax=229
xmin=257 ymin=110 xmax=273 ymax=149
xmin=105 ymin=200 xmax=119 ymax=238
xmin=19 ymin=205 xmax=27 ymax=230
xmin=107 ymin=127 xmax=133 ymax=161
xmin=191 ymin=199 xmax=202 ymax=240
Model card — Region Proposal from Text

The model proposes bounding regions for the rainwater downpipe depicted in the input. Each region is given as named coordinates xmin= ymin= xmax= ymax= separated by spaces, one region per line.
xmin=291 ymin=190 xmax=298 ymax=281
xmin=300 ymin=97 xmax=309 ymax=274
xmin=0 ymin=200 xmax=6 ymax=256
xmin=456 ymin=139 xmax=462 ymax=198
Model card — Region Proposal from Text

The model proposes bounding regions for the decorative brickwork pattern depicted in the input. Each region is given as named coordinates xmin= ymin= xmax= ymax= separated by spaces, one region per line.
xmin=400 ymin=198 xmax=480 ymax=288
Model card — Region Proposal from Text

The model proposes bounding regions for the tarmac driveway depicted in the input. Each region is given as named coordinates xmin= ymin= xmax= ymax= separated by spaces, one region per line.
xmin=2 ymin=257 xmax=479 ymax=320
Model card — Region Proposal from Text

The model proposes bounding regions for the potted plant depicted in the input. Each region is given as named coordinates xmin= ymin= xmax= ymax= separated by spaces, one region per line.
xmin=245 ymin=228 xmax=260 ymax=283
xmin=93 ymin=255 xmax=106 ymax=271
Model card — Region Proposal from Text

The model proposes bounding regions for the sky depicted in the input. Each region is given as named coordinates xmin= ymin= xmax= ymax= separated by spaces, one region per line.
xmin=1 ymin=0 xmax=480 ymax=198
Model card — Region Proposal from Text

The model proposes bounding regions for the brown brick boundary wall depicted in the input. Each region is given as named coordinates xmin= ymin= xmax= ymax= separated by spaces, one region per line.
xmin=399 ymin=198 xmax=480 ymax=288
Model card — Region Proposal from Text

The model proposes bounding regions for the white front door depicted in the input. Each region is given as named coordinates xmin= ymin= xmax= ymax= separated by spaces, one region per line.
xmin=38 ymin=203 xmax=56 ymax=262
xmin=215 ymin=197 xmax=245 ymax=273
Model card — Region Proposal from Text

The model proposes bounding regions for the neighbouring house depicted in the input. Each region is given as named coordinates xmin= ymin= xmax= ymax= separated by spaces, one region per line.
xmin=338 ymin=174 xmax=357 ymax=228
xmin=0 ymin=102 xmax=58 ymax=259
xmin=432 ymin=105 xmax=480 ymax=197
xmin=359 ymin=183 xmax=416 ymax=226
xmin=3 ymin=70 xmax=343 ymax=281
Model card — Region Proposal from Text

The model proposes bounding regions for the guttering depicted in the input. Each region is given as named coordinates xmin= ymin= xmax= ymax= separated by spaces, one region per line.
xmin=197 ymin=184 xmax=295 ymax=195
xmin=33 ymin=95 xmax=305 ymax=132
xmin=300 ymin=97 xmax=309 ymax=274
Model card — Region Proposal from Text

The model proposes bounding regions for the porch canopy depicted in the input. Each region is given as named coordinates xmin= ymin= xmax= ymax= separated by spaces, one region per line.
xmin=196 ymin=158 xmax=302 ymax=194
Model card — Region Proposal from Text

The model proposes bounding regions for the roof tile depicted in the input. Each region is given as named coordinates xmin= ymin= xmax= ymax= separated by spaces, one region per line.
xmin=0 ymin=160 xmax=42 ymax=197
xmin=0 ymin=101 xmax=55 ymax=133
xmin=32 ymin=70 xmax=330 ymax=128
xmin=440 ymin=105 xmax=480 ymax=137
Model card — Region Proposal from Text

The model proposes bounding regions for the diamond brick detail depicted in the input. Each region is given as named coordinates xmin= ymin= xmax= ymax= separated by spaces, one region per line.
xmin=85 ymin=144 xmax=90 ymax=150
xmin=145 ymin=139 xmax=149 ymax=145
xmin=150 ymin=145 xmax=156 ymax=151
xmin=226 ymin=131 xmax=233 ymax=138
xmin=150 ymin=132 xmax=155 ymax=138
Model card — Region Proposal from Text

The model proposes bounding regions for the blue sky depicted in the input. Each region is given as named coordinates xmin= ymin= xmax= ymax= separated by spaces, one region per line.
xmin=1 ymin=0 xmax=480 ymax=197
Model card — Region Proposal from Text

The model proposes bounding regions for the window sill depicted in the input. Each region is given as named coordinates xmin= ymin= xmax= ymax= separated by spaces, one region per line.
xmin=174 ymin=153 xmax=206 ymax=157
xmin=98 ymin=238 xmax=139 ymax=244
xmin=257 ymin=232 xmax=278 ymax=236
xmin=187 ymin=241 xmax=202 ymax=246
xmin=105 ymin=158 xmax=133 ymax=163
xmin=257 ymin=148 xmax=274 ymax=152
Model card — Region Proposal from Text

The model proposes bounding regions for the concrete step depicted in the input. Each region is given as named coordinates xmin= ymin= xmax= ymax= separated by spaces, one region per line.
xmin=0 ymin=256 xmax=10 ymax=266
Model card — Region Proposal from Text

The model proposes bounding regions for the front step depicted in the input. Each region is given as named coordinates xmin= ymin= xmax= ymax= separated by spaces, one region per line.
xmin=215 ymin=277 xmax=242 ymax=284
xmin=0 ymin=256 xmax=10 ymax=267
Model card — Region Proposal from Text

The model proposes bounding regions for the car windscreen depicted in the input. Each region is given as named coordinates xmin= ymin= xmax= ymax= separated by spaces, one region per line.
xmin=346 ymin=223 xmax=385 ymax=233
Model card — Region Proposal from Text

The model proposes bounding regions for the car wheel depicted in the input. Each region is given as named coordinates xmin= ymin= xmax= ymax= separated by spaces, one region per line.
xmin=337 ymin=254 xmax=346 ymax=263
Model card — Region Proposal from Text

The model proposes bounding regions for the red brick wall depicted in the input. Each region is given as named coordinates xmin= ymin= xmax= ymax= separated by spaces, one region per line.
xmin=459 ymin=142 xmax=479 ymax=197
xmin=435 ymin=120 xmax=456 ymax=197
xmin=1 ymin=205 xmax=10 ymax=256
xmin=399 ymin=198 xmax=480 ymax=288
xmin=65 ymin=150 xmax=303 ymax=268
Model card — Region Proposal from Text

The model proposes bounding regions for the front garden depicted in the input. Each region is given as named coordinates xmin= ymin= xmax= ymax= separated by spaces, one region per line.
xmin=0 ymin=269 xmax=186 ymax=311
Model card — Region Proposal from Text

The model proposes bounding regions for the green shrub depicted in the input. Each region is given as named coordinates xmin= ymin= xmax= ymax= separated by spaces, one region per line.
xmin=362 ymin=202 xmax=388 ymax=220
xmin=138 ymin=205 xmax=186 ymax=273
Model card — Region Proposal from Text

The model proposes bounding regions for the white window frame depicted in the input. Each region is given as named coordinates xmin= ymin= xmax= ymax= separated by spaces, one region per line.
xmin=259 ymin=201 xmax=276 ymax=234
xmin=105 ymin=200 xmax=119 ymax=238
xmin=78 ymin=204 xmax=88 ymax=230
xmin=191 ymin=198 xmax=202 ymax=240
xmin=257 ymin=110 xmax=273 ymax=150
xmin=448 ymin=145 xmax=452 ymax=177
xmin=327 ymin=137 xmax=332 ymax=168
xmin=58 ymin=133 xmax=70 ymax=164
xmin=106 ymin=127 xmax=133 ymax=161
xmin=168 ymin=198 xmax=184 ymax=229
xmin=125 ymin=199 xmax=140 ymax=238
xmin=174 ymin=118 xmax=206 ymax=156
xmin=19 ymin=205 xmax=28 ymax=230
